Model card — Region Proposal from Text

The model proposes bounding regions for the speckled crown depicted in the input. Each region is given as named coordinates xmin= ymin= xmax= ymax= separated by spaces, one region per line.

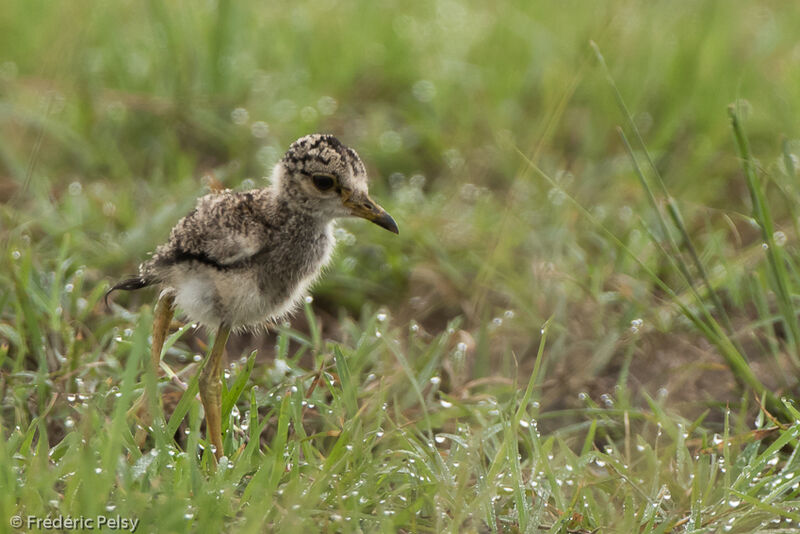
xmin=281 ymin=134 xmax=366 ymax=177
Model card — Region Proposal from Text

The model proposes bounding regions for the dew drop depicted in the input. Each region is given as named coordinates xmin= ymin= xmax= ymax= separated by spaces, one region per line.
xmin=317 ymin=96 xmax=338 ymax=116
xmin=630 ymin=318 xmax=643 ymax=333
xmin=411 ymin=79 xmax=436 ymax=102
xmin=231 ymin=107 xmax=249 ymax=125
xmin=250 ymin=121 xmax=269 ymax=138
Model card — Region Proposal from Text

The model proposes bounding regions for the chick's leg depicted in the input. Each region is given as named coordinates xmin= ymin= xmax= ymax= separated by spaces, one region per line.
xmin=132 ymin=293 xmax=176 ymax=447
xmin=151 ymin=292 xmax=176 ymax=371
xmin=199 ymin=324 xmax=231 ymax=461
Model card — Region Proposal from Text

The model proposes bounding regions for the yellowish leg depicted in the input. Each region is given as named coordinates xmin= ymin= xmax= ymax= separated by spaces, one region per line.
xmin=199 ymin=324 xmax=231 ymax=461
xmin=132 ymin=293 xmax=175 ymax=446
xmin=151 ymin=293 xmax=176 ymax=372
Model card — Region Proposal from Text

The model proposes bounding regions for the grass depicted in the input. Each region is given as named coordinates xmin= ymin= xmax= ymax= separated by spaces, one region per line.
xmin=2 ymin=0 xmax=800 ymax=531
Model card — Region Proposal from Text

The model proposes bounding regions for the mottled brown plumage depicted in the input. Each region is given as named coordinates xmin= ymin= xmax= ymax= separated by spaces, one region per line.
xmin=107 ymin=134 xmax=398 ymax=461
xmin=108 ymin=133 xmax=398 ymax=330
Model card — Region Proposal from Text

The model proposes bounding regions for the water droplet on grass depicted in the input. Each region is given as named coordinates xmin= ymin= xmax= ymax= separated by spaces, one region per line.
xmin=300 ymin=106 xmax=317 ymax=122
xmin=412 ymin=80 xmax=436 ymax=102
xmin=379 ymin=130 xmax=402 ymax=153
xmin=231 ymin=107 xmax=249 ymax=125
xmin=547 ymin=187 xmax=566 ymax=206
xmin=251 ymin=121 xmax=269 ymax=138
xmin=317 ymin=96 xmax=337 ymax=116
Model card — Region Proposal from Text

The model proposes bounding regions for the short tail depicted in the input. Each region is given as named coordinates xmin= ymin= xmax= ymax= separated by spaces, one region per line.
xmin=104 ymin=276 xmax=154 ymax=310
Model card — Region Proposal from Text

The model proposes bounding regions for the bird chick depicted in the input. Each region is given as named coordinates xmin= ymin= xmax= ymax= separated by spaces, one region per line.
xmin=107 ymin=133 xmax=398 ymax=460
xmin=111 ymin=133 xmax=398 ymax=329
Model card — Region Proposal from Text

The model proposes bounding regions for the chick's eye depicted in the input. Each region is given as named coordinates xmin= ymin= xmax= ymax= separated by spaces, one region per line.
xmin=312 ymin=174 xmax=335 ymax=191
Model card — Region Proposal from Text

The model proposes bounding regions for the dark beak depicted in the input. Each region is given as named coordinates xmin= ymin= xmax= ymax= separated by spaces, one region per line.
xmin=344 ymin=193 xmax=399 ymax=234
xmin=369 ymin=210 xmax=399 ymax=234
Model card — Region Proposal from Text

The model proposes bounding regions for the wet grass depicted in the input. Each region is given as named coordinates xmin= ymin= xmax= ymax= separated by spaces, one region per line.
xmin=2 ymin=0 xmax=800 ymax=532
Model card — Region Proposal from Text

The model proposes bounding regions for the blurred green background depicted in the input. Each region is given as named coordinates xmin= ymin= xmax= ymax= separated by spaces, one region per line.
xmin=2 ymin=0 xmax=800 ymax=531
xmin=3 ymin=0 xmax=799 ymax=403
